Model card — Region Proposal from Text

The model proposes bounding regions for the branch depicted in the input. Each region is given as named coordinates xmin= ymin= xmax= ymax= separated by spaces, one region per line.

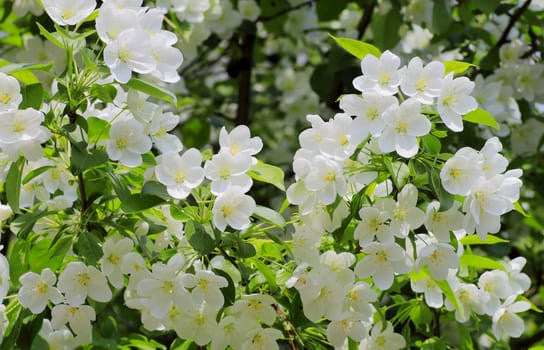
xmin=357 ymin=0 xmax=377 ymax=39
xmin=258 ymin=0 xmax=314 ymax=22
xmin=495 ymin=0 xmax=532 ymax=49
xmin=235 ymin=33 xmax=255 ymax=126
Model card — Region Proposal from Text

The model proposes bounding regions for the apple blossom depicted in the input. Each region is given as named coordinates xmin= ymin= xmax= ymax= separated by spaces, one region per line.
xmin=492 ymin=296 xmax=531 ymax=339
xmin=42 ymin=0 xmax=96 ymax=26
xmin=400 ymin=57 xmax=444 ymax=104
xmin=359 ymin=322 xmax=406 ymax=350
xmin=378 ymin=98 xmax=431 ymax=158
xmin=212 ymin=186 xmax=256 ymax=231
xmin=353 ymin=51 xmax=403 ymax=96
xmin=18 ymin=268 xmax=63 ymax=314
xmin=57 ymin=262 xmax=112 ymax=306
xmin=106 ymin=118 xmax=152 ymax=167
xmin=155 ymin=149 xmax=204 ymax=199
xmin=0 ymin=72 xmax=22 ymax=111
xmin=437 ymin=73 xmax=478 ymax=132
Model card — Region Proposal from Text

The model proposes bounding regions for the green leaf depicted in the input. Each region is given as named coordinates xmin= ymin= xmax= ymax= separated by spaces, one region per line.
xmin=185 ymin=221 xmax=216 ymax=255
xmin=7 ymin=239 xmax=30 ymax=288
xmin=86 ymin=117 xmax=111 ymax=144
xmin=6 ymin=157 xmax=25 ymax=214
xmin=253 ymin=205 xmax=286 ymax=229
xmin=90 ymin=84 xmax=117 ymax=104
xmin=513 ymin=201 xmax=529 ymax=217
xmin=238 ymin=241 xmax=256 ymax=258
xmin=248 ymin=160 xmax=285 ymax=191
xmin=36 ymin=22 xmax=64 ymax=48
xmin=460 ymin=234 xmax=509 ymax=245
xmin=429 ymin=166 xmax=454 ymax=211
xmin=384 ymin=159 xmax=409 ymax=190
xmin=20 ymin=84 xmax=44 ymax=110
xmin=435 ymin=279 xmax=463 ymax=321
xmin=213 ymin=269 xmax=236 ymax=307
xmin=22 ymin=165 xmax=56 ymax=185
xmin=460 ymin=254 xmax=505 ymax=270
xmin=443 ymin=61 xmax=476 ymax=76
xmin=120 ymin=193 xmax=166 ymax=213
xmin=70 ymin=145 xmax=108 ymax=174
xmin=75 ymin=232 xmax=103 ymax=266
xmin=252 ymin=258 xmax=277 ymax=291
xmin=125 ymin=78 xmax=177 ymax=105
xmin=9 ymin=210 xmax=53 ymax=239
xmin=462 ymin=108 xmax=499 ymax=130
xmin=329 ymin=35 xmax=381 ymax=60
xmin=422 ymin=134 xmax=441 ymax=154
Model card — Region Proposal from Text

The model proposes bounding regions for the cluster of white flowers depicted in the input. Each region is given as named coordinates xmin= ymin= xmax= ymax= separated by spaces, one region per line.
xmin=0 ymin=73 xmax=50 ymax=161
xmin=284 ymin=50 xmax=530 ymax=347
xmin=440 ymin=137 xmax=522 ymax=239
xmin=205 ymin=125 xmax=262 ymax=231
xmin=95 ymin=0 xmax=184 ymax=83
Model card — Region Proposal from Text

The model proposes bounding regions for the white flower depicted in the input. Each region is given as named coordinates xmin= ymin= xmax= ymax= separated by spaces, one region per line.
xmin=95 ymin=5 xmax=141 ymax=43
xmin=354 ymin=242 xmax=412 ymax=290
xmin=492 ymin=296 xmax=530 ymax=339
xmin=42 ymin=0 xmax=96 ymax=26
xmin=359 ymin=322 xmax=406 ymax=350
xmin=168 ymin=302 xmax=218 ymax=346
xmin=51 ymin=304 xmax=95 ymax=343
xmin=210 ymin=315 xmax=252 ymax=350
xmin=103 ymin=29 xmax=156 ymax=83
xmin=341 ymin=93 xmax=397 ymax=137
xmin=0 ymin=72 xmax=22 ymax=111
xmin=503 ymin=257 xmax=531 ymax=295
xmin=319 ymin=113 xmax=366 ymax=161
xmin=172 ymin=0 xmax=211 ymax=23
xmin=238 ymin=0 xmax=260 ymax=21
xmin=0 ymin=201 xmax=12 ymax=222
xmin=18 ymin=268 xmax=63 ymax=314
xmin=0 ymin=305 xmax=7 ymax=344
xmin=181 ymin=268 xmax=228 ymax=307
xmin=219 ymin=125 xmax=263 ymax=157
xmin=440 ymin=147 xmax=483 ymax=196
xmin=0 ymin=108 xmax=48 ymax=144
xmin=411 ymin=275 xmax=443 ymax=308
xmin=100 ymin=235 xmax=134 ymax=289
xmin=437 ymin=73 xmax=477 ymax=132
xmin=378 ymin=98 xmax=431 ymax=158
xmin=240 ymin=327 xmax=282 ymax=350
xmin=353 ymin=51 xmax=403 ymax=96
xmin=212 ymin=186 xmax=256 ymax=231
xmin=303 ymin=155 xmax=347 ymax=205
xmin=204 ymin=151 xmax=253 ymax=195
xmin=39 ymin=319 xmax=75 ymax=350
xmin=106 ymin=118 xmax=152 ymax=167
xmin=478 ymin=270 xmax=513 ymax=315
xmin=400 ymin=57 xmax=444 ymax=104
xmin=155 ymin=149 xmax=204 ymax=199
xmin=0 ymin=254 xmax=9 ymax=299
xmin=424 ymin=201 xmax=465 ymax=242
xmin=147 ymin=109 xmax=183 ymax=154
xmin=377 ymin=183 xmax=425 ymax=238
xmin=354 ymin=206 xmax=392 ymax=244
xmin=57 ymin=262 xmax=112 ymax=306
xmin=231 ymin=294 xmax=277 ymax=325
xmin=326 ymin=312 xmax=369 ymax=348
xmin=415 ymin=242 xmax=459 ymax=281
xmin=148 ymin=31 xmax=184 ymax=83
xmin=344 ymin=282 xmax=376 ymax=319
xmin=445 ymin=282 xmax=485 ymax=323
xmin=137 ymin=254 xmax=188 ymax=319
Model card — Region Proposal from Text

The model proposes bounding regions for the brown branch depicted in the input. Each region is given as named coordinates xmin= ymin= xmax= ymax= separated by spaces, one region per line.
xmin=258 ymin=0 xmax=314 ymax=22
xmin=235 ymin=33 xmax=255 ymax=126
xmin=495 ymin=0 xmax=532 ymax=49
xmin=357 ymin=0 xmax=377 ymax=39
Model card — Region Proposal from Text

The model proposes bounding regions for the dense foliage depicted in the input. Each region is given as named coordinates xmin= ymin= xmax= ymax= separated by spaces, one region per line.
xmin=0 ymin=0 xmax=543 ymax=349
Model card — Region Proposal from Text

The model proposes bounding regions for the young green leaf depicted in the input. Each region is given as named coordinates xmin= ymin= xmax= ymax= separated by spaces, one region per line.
xmin=248 ymin=160 xmax=285 ymax=191
xmin=443 ymin=61 xmax=476 ymax=75
xmin=125 ymin=78 xmax=177 ymax=105
xmin=329 ymin=34 xmax=381 ymax=60
xmin=253 ymin=205 xmax=286 ymax=229
xmin=462 ymin=108 xmax=499 ymax=130
xmin=6 ymin=157 xmax=25 ymax=214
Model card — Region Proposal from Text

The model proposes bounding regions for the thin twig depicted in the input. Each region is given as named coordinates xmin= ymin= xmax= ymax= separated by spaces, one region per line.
xmin=235 ymin=33 xmax=255 ymax=126
xmin=357 ymin=0 xmax=377 ymax=39
xmin=494 ymin=0 xmax=532 ymax=49
xmin=258 ymin=0 xmax=314 ymax=22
